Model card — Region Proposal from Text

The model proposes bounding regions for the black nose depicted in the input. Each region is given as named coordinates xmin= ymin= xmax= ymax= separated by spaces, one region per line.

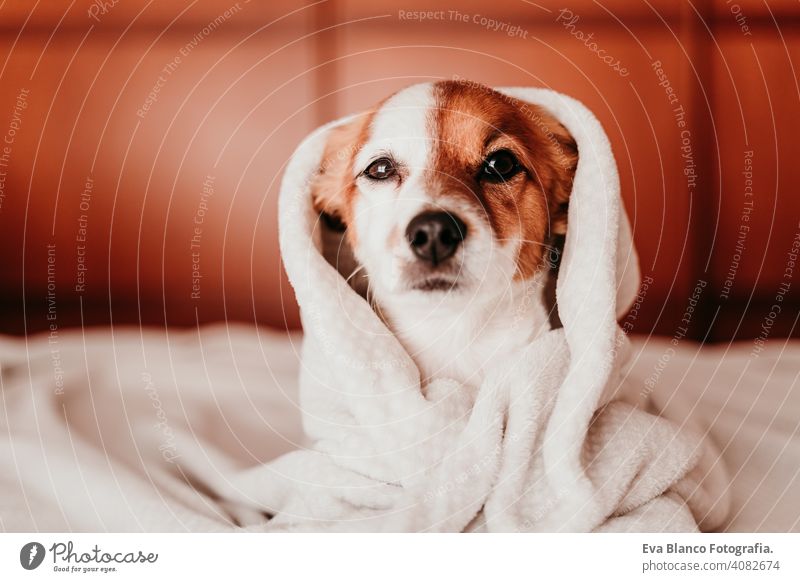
xmin=405 ymin=211 xmax=467 ymax=265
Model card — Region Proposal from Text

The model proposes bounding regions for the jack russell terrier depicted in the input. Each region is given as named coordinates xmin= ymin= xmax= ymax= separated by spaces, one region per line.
xmin=313 ymin=80 xmax=577 ymax=392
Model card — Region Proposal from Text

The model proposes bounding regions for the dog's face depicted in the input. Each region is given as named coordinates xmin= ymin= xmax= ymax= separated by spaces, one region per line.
xmin=313 ymin=81 xmax=577 ymax=308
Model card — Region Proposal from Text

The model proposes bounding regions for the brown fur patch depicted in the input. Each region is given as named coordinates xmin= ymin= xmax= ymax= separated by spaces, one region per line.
xmin=311 ymin=109 xmax=377 ymax=246
xmin=431 ymin=80 xmax=577 ymax=279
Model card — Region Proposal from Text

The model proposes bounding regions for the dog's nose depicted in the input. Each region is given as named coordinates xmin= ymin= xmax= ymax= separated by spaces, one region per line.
xmin=405 ymin=211 xmax=467 ymax=265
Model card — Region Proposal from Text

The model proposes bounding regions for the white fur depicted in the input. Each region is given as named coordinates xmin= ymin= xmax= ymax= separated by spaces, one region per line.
xmin=384 ymin=274 xmax=550 ymax=393
xmin=351 ymin=83 xmax=435 ymax=296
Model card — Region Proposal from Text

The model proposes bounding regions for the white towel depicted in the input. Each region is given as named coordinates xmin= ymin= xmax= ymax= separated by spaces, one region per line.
xmin=223 ymin=86 xmax=731 ymax=532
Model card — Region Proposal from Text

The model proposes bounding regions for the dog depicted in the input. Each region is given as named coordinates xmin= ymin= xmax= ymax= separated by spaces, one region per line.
xmin=313 ymin=80 xmax=578 ymax=393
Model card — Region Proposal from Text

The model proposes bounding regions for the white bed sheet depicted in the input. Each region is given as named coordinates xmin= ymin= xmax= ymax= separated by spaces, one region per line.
xmin=628 ymin=336 xmax=800 ymax=532
xmin=0 ymin=326 xmax=796 ymax=532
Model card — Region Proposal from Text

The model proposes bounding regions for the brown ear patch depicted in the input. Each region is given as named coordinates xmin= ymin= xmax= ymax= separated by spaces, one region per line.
xmin=512 ymin=102 xmax=577 ymax=278
xmin=527 ymin=108 xmax=577 ymax=236
xmin=311 ymin=111 xmax=376 ymax=244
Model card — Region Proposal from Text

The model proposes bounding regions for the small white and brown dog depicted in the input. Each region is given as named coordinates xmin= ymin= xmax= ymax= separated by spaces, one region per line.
xmin=313 ymin=80 xmax=577 ymax=392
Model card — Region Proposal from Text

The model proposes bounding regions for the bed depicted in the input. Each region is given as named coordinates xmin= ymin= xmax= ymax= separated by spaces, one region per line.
xmin=0 ymin=326 xmax=797 ymax=532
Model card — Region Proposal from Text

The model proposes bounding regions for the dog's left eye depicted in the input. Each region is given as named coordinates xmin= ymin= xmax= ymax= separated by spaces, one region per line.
xmin=364 ymin=157 xmax=396 ymax=180
xmin=481 ymin=150 xmax=521 ymax=182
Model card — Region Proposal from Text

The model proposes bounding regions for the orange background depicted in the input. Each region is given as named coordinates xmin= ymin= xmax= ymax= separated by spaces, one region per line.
xmin=0 ymin=0 xmax=797 ymax=341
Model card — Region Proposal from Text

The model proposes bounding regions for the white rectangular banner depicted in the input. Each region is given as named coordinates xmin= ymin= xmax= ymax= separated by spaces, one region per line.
xmin=1 ymin=533 xmax=798 ymax=581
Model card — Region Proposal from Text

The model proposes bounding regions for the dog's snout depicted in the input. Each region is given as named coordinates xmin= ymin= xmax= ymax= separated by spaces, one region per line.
xmin=405 ymin=211 xmax=467 ymax=265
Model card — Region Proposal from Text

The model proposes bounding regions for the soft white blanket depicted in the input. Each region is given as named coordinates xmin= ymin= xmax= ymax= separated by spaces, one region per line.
xmin=219 ymin=87 xmax=730 ymax=532
xmin=0 ymin=87 xmax=732 ymax=533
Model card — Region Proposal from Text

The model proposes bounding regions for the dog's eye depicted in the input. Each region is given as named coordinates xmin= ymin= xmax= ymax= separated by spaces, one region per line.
xmin=481 ymin=150 xmax=521 ymax=182
xmin=364 ymin=157 xmax=396 ymax=180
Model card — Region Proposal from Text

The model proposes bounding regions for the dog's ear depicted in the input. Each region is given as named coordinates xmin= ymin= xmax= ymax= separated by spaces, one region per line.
xmin=517 ymin=104 xmax=576 ymax=330
xmin=311 ymin=116 xmax=369 ymax=230
xmin=311 ymin=114 xmax=373 ymax=297
xmin=521 ymin=105 xmax=578 ymax=237
xmin=544 ymin=117 xmax=577 ymax=236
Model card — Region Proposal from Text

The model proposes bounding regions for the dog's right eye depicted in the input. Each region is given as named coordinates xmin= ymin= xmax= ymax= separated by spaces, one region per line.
xmin=480 ymin=150 xmax=522 ymax=182
xmin=363 ymin=157 xmax=396 ymax=180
